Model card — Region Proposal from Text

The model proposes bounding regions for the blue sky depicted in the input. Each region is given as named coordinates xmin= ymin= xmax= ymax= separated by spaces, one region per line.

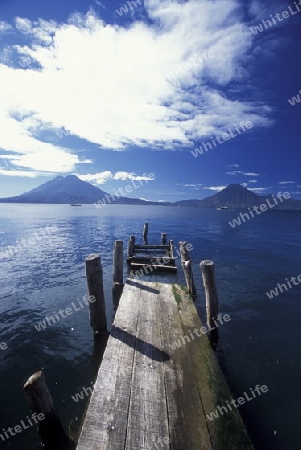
xmin=0 ymin=0 xmax=300 ymax=201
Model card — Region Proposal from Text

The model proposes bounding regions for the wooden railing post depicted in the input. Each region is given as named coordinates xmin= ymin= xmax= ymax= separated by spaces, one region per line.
xmin=169 ymin=239 xmax=174 ymax=259
xmin=113 ymin=240 xmax=124 ymax=306
xmin=85 ymin=254 xmax=107 ymax=334
xmin=143 ymin=223 xmax=149 ymax=244
xmin=24 ymin=371 xmax=74 ymax=450
xmin=128 ymin=235 xmax=135 ymax=258
xmin=200 ymin=260 xmax=219 ymax=348
xmin=161 ymin=233 xmax=167 ymax=245
xmin=179 ymin=241 xmax=197 ymax=299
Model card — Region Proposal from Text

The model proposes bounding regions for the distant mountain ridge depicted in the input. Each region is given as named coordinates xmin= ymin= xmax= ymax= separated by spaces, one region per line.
xmin=0 ymin=175 xmax=161 ymax=205
xmin=0 ymin=177 xmax=301 ymax=210
xmin=175 ymin=183 xmax=301 ymax=210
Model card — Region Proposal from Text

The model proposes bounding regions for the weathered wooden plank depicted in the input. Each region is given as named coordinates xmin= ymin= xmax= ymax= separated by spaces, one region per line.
xmin=127 ymin=256 xmax=176 ymax=264
xmin=177 ymin=286 xmax=254 ymax=450
xmin=129 ymin=263 xmax=177 ymax=273
xmin=77 ymin=281 xmax=140 ymax=449
xmin=134 ymin=245 xmax=170 ymax=250
xmin=159 ymin=284 xmax=213 ymax=450
xmin=125 ymin=281 xmax=169 ymax=450
xmin=156 ymin=283 xmax=190 ymax=450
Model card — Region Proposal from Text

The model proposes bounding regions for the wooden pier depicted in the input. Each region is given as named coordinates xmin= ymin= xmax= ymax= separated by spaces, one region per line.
xmin=23 ymin=225 xmax=254 ymax=449
xmin=76 ymin=279 xmax=254 ymax=450
xmin=127 ymin=233 xmax=177 ymax=274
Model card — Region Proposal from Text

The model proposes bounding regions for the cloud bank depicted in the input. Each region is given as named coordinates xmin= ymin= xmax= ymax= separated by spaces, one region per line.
xmin=0 ymin=0 xmax=273 ymax=176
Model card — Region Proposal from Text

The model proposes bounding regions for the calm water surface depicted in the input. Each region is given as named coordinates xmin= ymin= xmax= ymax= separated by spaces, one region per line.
xmin=0 ymin=204 xmax=300 ymax=449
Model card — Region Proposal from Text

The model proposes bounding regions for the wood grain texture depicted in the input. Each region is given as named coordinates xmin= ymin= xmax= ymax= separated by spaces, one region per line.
xmin=77 ymin=280 xmax=253 ymax=450
xmin=134 ymin=245 xmax=170 ymax=250
xmin=85 ymin=254 xmax=107 ymax=334
xmin=177 ymin=286 xmax=254 ymax=450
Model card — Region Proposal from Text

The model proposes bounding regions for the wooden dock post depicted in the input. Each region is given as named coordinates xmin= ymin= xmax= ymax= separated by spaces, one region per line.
xmin=200 ymin=260 xmax=219 ymax=348
xmin=179 ymin=241 xmax=197 ymax=299
xmin=24 ymin=371 xmax=74 ymax=450
xmin=128 ymin=235 xmax=135 ymax=258
xmin=85 ymin=254 xmax=107 ymax=335
xmin=161 ymin=232 xmax=167 ymax=245
xmin=169 ymin=239 xmax=174 ymax=259
xmin=113 ymin=240 xmax=124 ymax=306
xmin=143 ymin=223 xmax=149 ymax=244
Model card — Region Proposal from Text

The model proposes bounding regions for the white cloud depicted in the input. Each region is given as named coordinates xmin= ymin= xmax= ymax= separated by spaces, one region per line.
xmin=226 ymin=170 xmax=241 ymax=175
xmin=0 ymin=111 xmax=90 ymax=175
xmin=114 ymin=171 xmax=153 ymax=181
xmin=0 ymin=169 xmax=52 ymax=178
xmin=248 ymin=179 xmax=257 ymax=183
xmin=15 ymin=18 xmax=32 ymax=34
xmin=0 ymin=21 xmax=12 ymax=33
xmin=226 ymin=163 xmax=239 ymax=168
xmin=248 ymin=0 xmax=289 ymax=23
xmin=0 ymin=0 xmax=273 ymax=175
xmin=78 ymin=171 xmax=154 ymax=184
xmin=248 ymin=187 xmax=271 ymax=192
xmin=79 ymin=171 xmax=113 ymax=184
xmin=95 ymin=1 xmax=106 ymax=9
xmin=226 ymin=170 xmax=260 ymax=176
xmin=243 ymin=172 xmax=259 ymax=176
xmin=203 ymin=186 xmax=227 ymax=191
xmin=278 ymin=181 xmax=295 ymax=185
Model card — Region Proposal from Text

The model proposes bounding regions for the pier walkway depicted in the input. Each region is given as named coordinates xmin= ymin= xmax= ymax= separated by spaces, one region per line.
xmin=76 ymin=279 xmax=253 ymax=450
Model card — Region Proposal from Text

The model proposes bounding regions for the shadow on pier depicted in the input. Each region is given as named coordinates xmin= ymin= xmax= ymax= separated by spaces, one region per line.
xmin=126 ymin=278 xmax=160 ymax=294
xmin=111 ymin=325 xmax=170 ymax=361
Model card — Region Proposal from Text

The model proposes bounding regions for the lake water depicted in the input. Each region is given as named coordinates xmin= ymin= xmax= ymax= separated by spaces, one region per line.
xmin=0 ymin=204 xmax=300 ymax=449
